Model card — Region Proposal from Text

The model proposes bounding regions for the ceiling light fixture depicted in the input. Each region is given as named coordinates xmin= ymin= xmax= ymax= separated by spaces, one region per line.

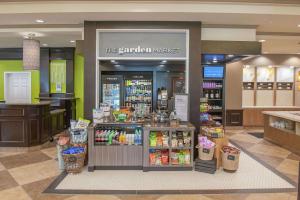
xmin=297 ymin=24 xmax=300 ymax=27
xmin=35 ymin=19 xmax=45 ymax=23
xmin=259 ymin=40 xmax=266 ymax=43
xmin=23 ymin=33 xmax=40 ymax=70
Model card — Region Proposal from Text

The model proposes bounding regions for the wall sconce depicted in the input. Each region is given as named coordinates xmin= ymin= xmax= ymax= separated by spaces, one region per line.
xmin=23 ymin=34 xmax=40 ymax=70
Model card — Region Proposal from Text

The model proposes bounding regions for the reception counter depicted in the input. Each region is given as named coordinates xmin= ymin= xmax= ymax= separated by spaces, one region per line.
xmin=0 ymin=102 xmax=51 ymax=147
xmin=263 ymin=111 xmax=300 ymax=155
xmin=243 ymin=106 xmax=300 ymax=127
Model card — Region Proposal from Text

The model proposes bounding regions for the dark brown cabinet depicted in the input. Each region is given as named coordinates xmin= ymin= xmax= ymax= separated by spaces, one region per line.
xmin=226 ymin=110 xmax=243 ymax=126
xmin=0 ymin=103 xmax=51 ymax=147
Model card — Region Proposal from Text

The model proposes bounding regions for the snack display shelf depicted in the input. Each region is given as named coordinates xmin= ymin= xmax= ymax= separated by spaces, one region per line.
xmin=143 ymin=123 xmax=195 ymax=171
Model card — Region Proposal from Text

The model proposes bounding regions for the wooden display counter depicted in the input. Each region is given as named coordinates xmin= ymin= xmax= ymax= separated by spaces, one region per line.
xmin=88 ymin=122 xmax=195 ymax=172
xmin=0 ymin=102 xmax=51 ymax=147
xmin=243 ymin=106 xmax=300 ymax=127
xmin=263 ymin=111 xmax=300 ymax=155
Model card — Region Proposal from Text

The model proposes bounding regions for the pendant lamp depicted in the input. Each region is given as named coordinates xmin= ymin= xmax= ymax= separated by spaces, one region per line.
xmin=23 ymin=34 xmax=40 ymax=70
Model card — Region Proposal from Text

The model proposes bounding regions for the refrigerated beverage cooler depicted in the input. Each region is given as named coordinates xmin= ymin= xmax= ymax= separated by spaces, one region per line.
xmin=124 ymin=74 xmax=152 ymax=118
xmin=101 ymin=73 xmax=153 ymax=118
xmin=102 ymin=75 xmax=123 ymax=110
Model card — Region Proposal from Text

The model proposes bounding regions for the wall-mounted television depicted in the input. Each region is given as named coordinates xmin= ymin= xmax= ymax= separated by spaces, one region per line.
xmin=203 ymin=66 xmax=224 ymax=79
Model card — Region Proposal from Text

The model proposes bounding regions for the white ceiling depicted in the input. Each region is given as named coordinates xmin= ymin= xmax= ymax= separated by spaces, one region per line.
xmin=0 ymin=1 xmax=299 ymax=53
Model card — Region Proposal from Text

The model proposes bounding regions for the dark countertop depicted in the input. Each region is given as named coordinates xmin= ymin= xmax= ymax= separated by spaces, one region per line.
xmin=92 ymin=121 xmax=195 ymax=130
xmin=0 ymin=101 xmax=51 ymax=106
xmin=36 ymin=97 xmax=79 ymax=100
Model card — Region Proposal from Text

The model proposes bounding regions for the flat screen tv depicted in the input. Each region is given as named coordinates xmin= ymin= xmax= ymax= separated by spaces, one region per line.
xmin=203 ymin=66 xmax=224 ymax=79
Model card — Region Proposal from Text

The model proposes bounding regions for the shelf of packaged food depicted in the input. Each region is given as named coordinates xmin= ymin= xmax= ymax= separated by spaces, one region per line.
xmin=203 ymin=88 xmax=223 ymax=90
xmin=170 ymin=147 xmax=192 ymax=150
xmin=149 ymin=146 xmax=169 ymax=150
xmin=208 ymin=99 xmax=222 ymax=101
xmin=208 ymin=110 xmax=223 ymax=113
xmin=149 ymin=164 xmax=193 ymax=167
xmin=94 ymin=144 xmax=143 ymax=146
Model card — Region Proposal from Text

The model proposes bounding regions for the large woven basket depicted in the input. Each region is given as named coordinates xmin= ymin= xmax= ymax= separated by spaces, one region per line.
xmin=62 ymin=151 xmax=86 ymax=174
xmin=196 ymin=145 xmax=215 ymax=161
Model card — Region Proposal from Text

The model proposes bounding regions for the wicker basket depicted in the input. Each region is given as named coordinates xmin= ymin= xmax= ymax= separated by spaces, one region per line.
xmin=196 ymin=145 xmax=215 ymax=161
xmin=62 ymin=150 xmax=86 ymax=174
xmin=221 ymin=149 xmax=240 ymax=171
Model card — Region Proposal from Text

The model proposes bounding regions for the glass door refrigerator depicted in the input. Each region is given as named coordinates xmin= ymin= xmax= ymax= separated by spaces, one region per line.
xmin=124 ymin=74 xmax=152 ymax=118
xmin=101 ymin=75 xmax=123 ymax=110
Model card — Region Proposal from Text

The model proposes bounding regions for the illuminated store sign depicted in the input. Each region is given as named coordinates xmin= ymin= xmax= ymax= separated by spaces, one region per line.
xmin=98 ymin=30 xmax=187 ymax=58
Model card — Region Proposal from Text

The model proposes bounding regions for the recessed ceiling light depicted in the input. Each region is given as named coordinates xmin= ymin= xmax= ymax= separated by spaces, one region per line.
xmin=35 ymin=19 xmax=45 ymax=23
xmin=70 ymin=40 xmax=75 ymax=43
xmin=259 ymin=40 xmax=266 ymax=43
xmin=42 ymin=43 xmax=48 ymax=47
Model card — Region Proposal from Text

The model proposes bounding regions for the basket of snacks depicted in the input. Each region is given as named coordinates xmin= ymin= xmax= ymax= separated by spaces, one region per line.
xmin=62 ymin=146 xmax=86 ymax=174
xmin=197 ymin=136 xmax=215 ymax=161
xmin=201 ymin=126 xmax=224 ymax=138
xmin=221 ymin=146 xmax=241 ymax=171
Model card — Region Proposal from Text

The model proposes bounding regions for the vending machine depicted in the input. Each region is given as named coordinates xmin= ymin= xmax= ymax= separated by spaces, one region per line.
xmin=101 ymin=75 xmax=123 ymax=110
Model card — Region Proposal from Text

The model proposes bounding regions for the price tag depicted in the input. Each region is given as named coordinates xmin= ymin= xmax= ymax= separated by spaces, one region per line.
xmin=203 ymin=148 xmax=210 ymax=154
xmin=211 ymin=133 xmax=218 ymax=138
xmin=227 ymin=155 xmax=235 ymax=161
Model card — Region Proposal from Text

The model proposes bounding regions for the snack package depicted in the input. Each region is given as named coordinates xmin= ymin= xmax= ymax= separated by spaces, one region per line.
xmin=149 ymin=150 xmax=156 ymax=165
xmin=162 ymin=133 xmax=169 ymax=147
xmin=171 ymin=151 xmax=179 ymax=165
xmin=198 ymin=136 xmax=215 ymax=149
xmin=149 ymin=132 xmax=157 ymax=147
xmin=156 ymin=132 xmax=163 ymax=147
xmin=184 ymin=150 xmax=191 ymax=165
xmin=75 ymin=118 xmax=90 ymax=129
xmin=155 ymin=150 xmax=162 ymax=165
xmin=161 ymin=151 xmax=169 ymax=165
xmin=178 ymin=151 xmax=185 ymax=165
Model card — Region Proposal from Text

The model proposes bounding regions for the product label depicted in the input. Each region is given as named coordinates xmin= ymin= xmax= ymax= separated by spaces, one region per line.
xmin=227 ymin=155 xmax=235 ymax=161
xmin=68 ymin=156 xmax=77 ymax=163
xmin=203 ymin=148 xmax=210 ymax=154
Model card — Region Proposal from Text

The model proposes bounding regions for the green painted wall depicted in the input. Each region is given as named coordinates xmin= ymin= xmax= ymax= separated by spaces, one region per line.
xmin=0 ymin=60 xmax=40 ymax=103
xmin=74 ymin=54 xmax=84 ymax=119
xmin=50 ymin=60 xmax=66 ymax=93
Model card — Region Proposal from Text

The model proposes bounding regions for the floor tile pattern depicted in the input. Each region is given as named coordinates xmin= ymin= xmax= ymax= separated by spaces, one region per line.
xmin=0 ymin=128 xmax=298 ymax=200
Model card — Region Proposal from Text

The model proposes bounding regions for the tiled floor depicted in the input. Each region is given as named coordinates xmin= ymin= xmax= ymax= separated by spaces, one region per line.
xmin=0 ymin=128 xmax=298 ymax=200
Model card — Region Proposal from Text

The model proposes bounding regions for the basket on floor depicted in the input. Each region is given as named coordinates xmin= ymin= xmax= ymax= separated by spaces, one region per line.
xmin=62 ymin=147 xmax=86 ymax=174
xmin=221 ymin=146 xmax=241 ymax=171
xmin=196 ymin=145 xmax=215 ymax=161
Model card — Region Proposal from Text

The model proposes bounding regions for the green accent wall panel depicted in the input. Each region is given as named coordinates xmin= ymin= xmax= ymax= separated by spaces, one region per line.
xmin=74 ymin=54 xmax=84 ymax=119
xmin=50 ymin=60 xmax=66 ymax=93
xmin=0 ymin=60 xmax=40 ymax=103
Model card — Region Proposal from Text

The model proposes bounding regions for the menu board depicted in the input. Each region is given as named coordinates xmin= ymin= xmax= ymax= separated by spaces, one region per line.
xmin=276 ymin=67 xmax=294 ymax=82
xmin=175 ymin=94 xmax=188 ymax=121
xmin=256 ymin=67 xmax=275 ymax=82
xmin=243 ymin=67 xmax=255 ymax=82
